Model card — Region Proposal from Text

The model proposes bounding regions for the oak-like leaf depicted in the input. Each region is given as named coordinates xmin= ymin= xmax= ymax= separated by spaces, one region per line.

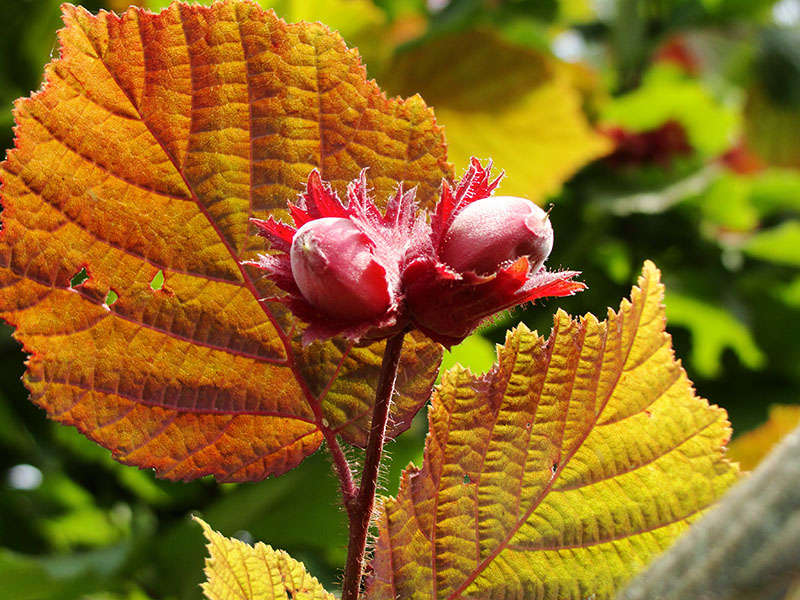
xmin=197 ymin=517 xmax=335 ymax=600
xmin=0 ymin=1 xmax=449 ymax=481
xmin=367 ymin=261 xmax=739 ymax=599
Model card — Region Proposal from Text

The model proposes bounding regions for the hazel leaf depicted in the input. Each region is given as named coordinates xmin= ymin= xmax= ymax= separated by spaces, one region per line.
xmin=367 ymin=261 xmax=739 ymax=599
xmin=618 ymin=421 xmax=800 ymax=600
xmin=0 ymin=1 xmax=449 ymax=482
xmin=380 ymin=29 xmax=611 ymax=202
xmin=197 ymin=517 xmax=336 ymax=600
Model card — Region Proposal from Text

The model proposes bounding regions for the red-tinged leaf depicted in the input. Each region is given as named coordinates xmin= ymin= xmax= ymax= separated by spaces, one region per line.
xmin=367 ymin=261 xmax=739 ymax=599
xmin=0 ymin=1 xmax=450 ymax=482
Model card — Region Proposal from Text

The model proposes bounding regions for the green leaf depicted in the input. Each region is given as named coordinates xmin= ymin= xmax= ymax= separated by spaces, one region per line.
xmin=602 ymin=65 xmax=739 ymax=158
xmin=0 ymin=545 xmax=130 ymax=600
xmin=750 ymin=168 xmax=800 ymax=215
xmin=664 ymin=291 xmax=765 ymax=378
xmin=744 ymin=221 xmax=800 ymax=267
xmin=700 ymin=174 xmax=760 ymax=232
xmin=439 ymin=333 xmax=497 ymax=382
xmin=197 ymin=517 xmax=336 ymax=600
xmin=745 ymin=83 xmax=800 ymax=167
xmin=776 ymin=275 xmax=800 ymax=309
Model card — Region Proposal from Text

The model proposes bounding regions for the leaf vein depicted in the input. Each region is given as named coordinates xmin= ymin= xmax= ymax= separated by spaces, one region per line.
xmin=225 ymin=427 xmax=321 ymax=480
xmin=39 ymin=376 xmax=314 ymax=421
xmin=554 ymin=412 xmax=719 ymax=492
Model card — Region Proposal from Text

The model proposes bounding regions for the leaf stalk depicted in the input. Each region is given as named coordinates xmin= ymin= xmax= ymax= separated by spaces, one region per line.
xmin=341 ymin=331 xmax=406 ymax=600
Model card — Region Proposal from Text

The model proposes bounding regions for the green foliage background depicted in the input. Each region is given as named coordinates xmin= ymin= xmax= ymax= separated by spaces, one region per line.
xmin=2 ymin=0 xmax=799 ymax=598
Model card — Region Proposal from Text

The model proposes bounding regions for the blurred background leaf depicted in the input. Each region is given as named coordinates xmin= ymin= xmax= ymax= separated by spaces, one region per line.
xmin=379 ymin=28 xmax=611 ymax=200
xmin=2 ymin=0 xmax=800 ymax=597
xmin=727 ymin=404 xmax=800 ymax=470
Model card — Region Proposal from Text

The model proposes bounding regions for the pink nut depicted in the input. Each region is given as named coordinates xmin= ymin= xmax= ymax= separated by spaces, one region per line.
xmin=290 ymin=217 xmax=393 ymax=322
xmin=440 ymin=196 xmax=554 ymax=276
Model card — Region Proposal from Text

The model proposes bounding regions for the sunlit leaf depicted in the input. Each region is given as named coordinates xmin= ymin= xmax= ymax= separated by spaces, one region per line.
xmin=0 ymin=1 xmax=449 ymax=482
xmin=144 ymin=0 xmax=391 ymax=68
xmin=40 ymin=506 xmax=124 ymax=551
xmin=380 ymin=29 xmax=611 ymax=202
xmin=618 ymin=422 xmax=800 ymax=600
xmin=664 ymin=291 xmax=765 ymax=378
xmin=558 ymin=0 xmax=594 ymax=23
xmin=728 ymin=404 xmax=800 ymax=470
xmin=197 ymin=517 xmax=335 ymax=600
xmin=265 ymin=0 xmax=391 ymax=70
xmin=367 ymin=261 xmax=738 ymax=599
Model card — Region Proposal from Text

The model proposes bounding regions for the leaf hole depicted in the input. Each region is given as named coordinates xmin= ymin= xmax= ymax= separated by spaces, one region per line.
xmin=463 ymin=474 xmax=470 ymax=484
xmin=150 ymin=270 xmax=164 ymax=290
xmin=70 ymin=267 xmax=89 ymax=288
xmin=104 ymin=289 xmax=119 ymax=307
xmin=233 ymin=530 xmax=254 ymax=544
xmin=551 ymin=462 xmax=558 ymax=475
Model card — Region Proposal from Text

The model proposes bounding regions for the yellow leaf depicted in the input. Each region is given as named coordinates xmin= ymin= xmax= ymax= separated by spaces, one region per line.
xmin=380 ymin=30 xmax=611 ymax=202
xmin=197 ymin=517 xmax=335 ymax=600
xmin=728 ymin=404 xmax=800 ymax=471
xmin=367 ymin=261 xmax=739 ymax=599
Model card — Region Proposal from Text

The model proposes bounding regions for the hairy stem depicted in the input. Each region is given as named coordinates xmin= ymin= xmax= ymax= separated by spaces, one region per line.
xmin=341 ymin=331 xmax=406 ymax=600
xmin=325 ymin=428 xmax=357 ymax=506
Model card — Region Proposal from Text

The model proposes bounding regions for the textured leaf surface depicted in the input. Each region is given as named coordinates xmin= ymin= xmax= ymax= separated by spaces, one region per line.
xmin=619 ymin=421 xmax=800 ymax=600
xmin=728 ymin=404 xmax=800 ymax=471
xmin=198 ymin=517 xmax=335 ymax=600
xmin=380 ymin=30 xmax=610 ymax=202
xmin=0 ymin=1 xmax=449 ymax=481
xmin=367 ymin=261 xmax=738 ymax=600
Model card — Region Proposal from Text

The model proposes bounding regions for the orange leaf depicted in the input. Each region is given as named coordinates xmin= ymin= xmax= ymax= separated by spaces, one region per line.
xmin=0 ymin=1 xmax=449 ymax=481
xmin=367 ymin=261 xmax=738 ymax=599
xmin=727 ymin=404 xmax=800 ymax=471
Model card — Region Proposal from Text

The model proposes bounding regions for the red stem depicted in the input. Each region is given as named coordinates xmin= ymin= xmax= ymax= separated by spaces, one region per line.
xmin=324 ymin=427 xmax=357 ymax=506
xmin=340 ymin=331 xmax=406 ymax=600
